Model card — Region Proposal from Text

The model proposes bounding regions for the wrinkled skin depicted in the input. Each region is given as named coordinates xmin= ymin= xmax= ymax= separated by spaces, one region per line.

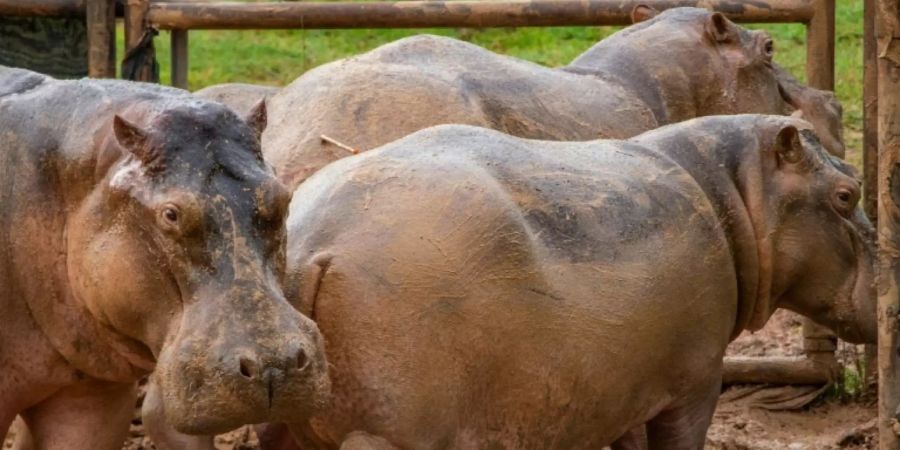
xmin=278 ymin=115 xmax=873 ymax=449
xmin=194 ymin=83 xmax=280 ymax=117
xmin=0 ymin=67 xmax=330 ymax=449
xmin=263 ymin=7 xmax=844 ymax=189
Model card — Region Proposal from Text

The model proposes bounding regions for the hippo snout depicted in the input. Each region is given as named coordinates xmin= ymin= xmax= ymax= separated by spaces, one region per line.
xmin=235 ymin=345 xmax=310 ymax=381
xmin=154 ymin=292 xmax=331 ymax=435
xmin=224 ymin=335 xmax=326 ymax=407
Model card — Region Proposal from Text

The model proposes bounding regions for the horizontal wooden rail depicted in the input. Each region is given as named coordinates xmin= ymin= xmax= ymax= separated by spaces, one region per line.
xmin=723 ymin=356 xmax=839 ymax=385
xmin=0 ymin=0 xmax=85 ymax=17
xmin=147 ymin=0 xmax=815 ymax=30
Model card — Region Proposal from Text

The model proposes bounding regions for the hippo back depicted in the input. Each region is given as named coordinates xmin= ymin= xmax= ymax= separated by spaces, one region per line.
xmin=194 ymin=83 xmax=279 ymax=117
xmin=263 ymin=34 xmax=655 ymax=188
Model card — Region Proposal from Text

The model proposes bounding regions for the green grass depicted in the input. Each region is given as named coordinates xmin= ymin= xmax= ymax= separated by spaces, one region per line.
xmin=126 ymin=0 xmax=865 ymax=166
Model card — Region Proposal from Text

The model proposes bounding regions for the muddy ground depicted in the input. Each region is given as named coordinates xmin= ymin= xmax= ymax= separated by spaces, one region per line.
xmin=3 ymin=310 xmax=877 ymax=450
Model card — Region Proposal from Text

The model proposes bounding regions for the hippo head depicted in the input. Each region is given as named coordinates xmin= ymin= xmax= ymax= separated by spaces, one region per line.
xmin=66 ymin=100 xmax=330 ymax=433
xmin=568 ymin=6 xmax=845 ymax=156
xmin=749 ymin=117 xmax=875 ymax=344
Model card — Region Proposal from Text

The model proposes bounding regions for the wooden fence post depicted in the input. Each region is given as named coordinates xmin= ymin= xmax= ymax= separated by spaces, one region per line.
xmin=86 ymin=0 xmax=115 ymax=78
xmin=802 ymin=0 xmax=839 ymax=370
xmin=171 ymin=29 xmax=188 ymax=89
xmin=876 ymin=0 xmax=900 ymax=447
xmin=123 ymin=0 xmax=157 ymax=82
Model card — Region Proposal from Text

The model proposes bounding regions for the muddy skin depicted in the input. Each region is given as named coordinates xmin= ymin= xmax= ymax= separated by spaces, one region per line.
xmin=193 ymin=83 xmax=280 ymax=117
xmin=0 ymin=67 xmax=330 ymax=449
xmin=262 ymin=7 xmax=845 ymax=189
xmin=276 ymin=115 xmax=873 ymax=449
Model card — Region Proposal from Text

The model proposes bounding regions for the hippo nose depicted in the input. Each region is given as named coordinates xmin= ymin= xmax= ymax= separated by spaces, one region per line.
xmin=236 ymin=347 xmax=311 ymax=380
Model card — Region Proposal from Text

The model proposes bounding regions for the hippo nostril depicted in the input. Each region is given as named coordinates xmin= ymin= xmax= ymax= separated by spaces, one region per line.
xmin=296 ymin=348 xmax=309 ymax=371
xmin=239 ymin=356 xmax=260 ymax=379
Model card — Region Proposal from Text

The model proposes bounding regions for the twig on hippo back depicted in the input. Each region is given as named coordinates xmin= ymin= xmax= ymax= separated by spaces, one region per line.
xmin=320 ymin=134 xmax=359 ymax=154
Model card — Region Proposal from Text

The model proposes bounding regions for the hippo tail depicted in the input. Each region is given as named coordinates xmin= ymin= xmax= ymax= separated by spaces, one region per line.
xmin=0 ymin=65 xmax=50 ymax=99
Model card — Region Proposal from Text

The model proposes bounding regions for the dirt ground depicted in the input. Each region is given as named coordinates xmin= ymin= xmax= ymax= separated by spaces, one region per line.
xmin=3 ymin=310 xmax=877 ymax=450
xmin=708 ymin=310 xmax=877 ymax=450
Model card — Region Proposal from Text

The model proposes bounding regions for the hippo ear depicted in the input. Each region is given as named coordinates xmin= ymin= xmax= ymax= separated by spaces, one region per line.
xmin=775 ymin=124 xmax=804 ymax=166
xmin=113 ymin=115 xmax=158 ymax=166
xmin=705 ymin=13 xmax=737 ymax=43
xmin=630 ymin=4 xmax=659 ymax=23
xmin=244 ymin=99 xmax=268 ymax=138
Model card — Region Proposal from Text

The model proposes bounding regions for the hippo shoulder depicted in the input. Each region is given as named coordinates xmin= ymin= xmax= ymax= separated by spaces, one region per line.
xmin=0 ymin=66 xmax=50 ymax=99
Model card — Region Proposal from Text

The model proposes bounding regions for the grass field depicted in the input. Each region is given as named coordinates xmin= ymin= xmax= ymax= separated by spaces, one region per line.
xmin=129 ymin=0 xmax=865 ymax=166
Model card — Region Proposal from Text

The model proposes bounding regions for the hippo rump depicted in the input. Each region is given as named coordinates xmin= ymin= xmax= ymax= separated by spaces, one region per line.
xmin=278 ymin=115 xmax=874 ymax=449
xmin=262 ymin=6 xmax=845 ymax=188
xmin=0 ymin=67 xmax=329 ymax=449
xmin=193 ymin=83 xmax=280 ymax=117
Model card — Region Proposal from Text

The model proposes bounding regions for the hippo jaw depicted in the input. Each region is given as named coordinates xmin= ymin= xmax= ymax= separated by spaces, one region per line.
xmin=809 ymin=208 xmax=877 ymax=345
xmin=154 ymin=286 xmax=331 ymax=434
xmin=757 ymin=126 xmax=876 ymax=345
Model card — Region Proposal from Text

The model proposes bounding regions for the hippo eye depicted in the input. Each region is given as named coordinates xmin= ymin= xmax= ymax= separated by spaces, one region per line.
xmin=159 ymin=205 xmax=180 ymax=229
xmin=833 ymin=187 xmax=858 ymax=216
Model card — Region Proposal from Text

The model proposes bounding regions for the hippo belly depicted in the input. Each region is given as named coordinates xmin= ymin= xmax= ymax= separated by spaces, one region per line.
xmin=285 ymin=125 xmax=737 ymax=449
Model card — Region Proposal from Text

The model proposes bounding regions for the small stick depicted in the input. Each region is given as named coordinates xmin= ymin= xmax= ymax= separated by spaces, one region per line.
xmin=320 ymin=134 xmax=359 ymax=154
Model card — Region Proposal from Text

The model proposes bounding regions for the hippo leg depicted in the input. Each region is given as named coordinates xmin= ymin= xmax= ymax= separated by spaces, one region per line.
xmin=645 ymin=380 xmax=719 ymax=450
xmin=142 ymin=380 xmax=215 ymax=450
xmin=19 ymin=380 xmax=135 ymax=450
xmin=610 ymin=425 xmax=648 ymax=450
xmin=339 ymin=431 xmax=401 ymax=450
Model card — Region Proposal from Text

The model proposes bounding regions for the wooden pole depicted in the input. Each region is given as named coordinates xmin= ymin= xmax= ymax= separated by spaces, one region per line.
xmin=863 ymin=0 xmax=880 ymax=396
xmin=801 ymin=0 xmax=838 ymax=370
xmin=124 ymin=0 xmax=149 ymax=55
xmin=146 ymin=0 xmax=814 ymax=30
xmin=171 ymin=29 xmax=188 ymax=89
xmin=805 ymin=0 xmax=836 ymax=90
xmin=877 ymin=0 xmax=900 ymax=446
xmin=864 ymin=0 xmax=879 ymax=222
xmin=123 ymin=0 xmax=156 ymax=82
xmin=723 ymin=356 xmax=838 ymax=386
xmin=86 ymin=0 xmax=115 ymax=78
xmin=0 ymin=0 xmax=84 ymax=17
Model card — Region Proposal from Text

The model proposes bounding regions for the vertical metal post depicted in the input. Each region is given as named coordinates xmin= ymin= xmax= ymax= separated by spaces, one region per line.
xmin=86 ymin=0 xmax=116 ymax=78
xmin=876 ymin=0 xmax=900 ymax=446
xmin=801 ymin=0 xmax=838 ymax=366
xmin=171 ymin=29 xmax=188 ymax=89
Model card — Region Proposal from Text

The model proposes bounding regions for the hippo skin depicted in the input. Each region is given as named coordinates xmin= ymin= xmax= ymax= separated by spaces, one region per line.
xmin=262 ymin=7 xmax=845 ymax=189
xmin=279 ymin=115 xmax=875 ymax=449
xmin=0 ymin=67 xmax=330 ymax=449
xmin=193 ymin=83 xmax=280 ymax=117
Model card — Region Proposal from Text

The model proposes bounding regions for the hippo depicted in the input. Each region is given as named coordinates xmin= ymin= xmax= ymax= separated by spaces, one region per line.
xmin=0 ymin=67 xmax=330 ymax=449
xmin=194 ymin=83 xmax=280 ymax=117
xmin=274 ymin=115 xmax=874 ymax=449
xmin=262 ymin=7 xmax=845 ymax=189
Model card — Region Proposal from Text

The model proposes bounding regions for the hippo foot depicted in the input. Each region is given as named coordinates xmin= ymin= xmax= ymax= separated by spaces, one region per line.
xmin=339 ymin=431 xmax=400 ymax=450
